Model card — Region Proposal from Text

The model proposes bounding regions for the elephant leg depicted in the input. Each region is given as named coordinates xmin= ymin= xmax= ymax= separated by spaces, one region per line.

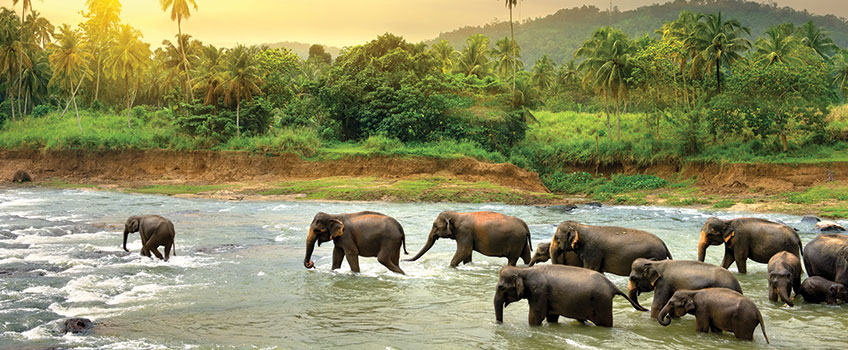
xmin=463 ymin=255 xmax=472 ymax=264
xmin=332 ymin=247 xmax=345 ymax=270
xmin=695 ymin=315 xmax=711 ymax=333
xmin=582 ymin=256 xmax=603 ymax=272
xmin=148 ymin=246 xmax=165 ymax=260
xmin=377 ymin=250 xmax=405 ymax=275
xmin=164 ymin=242 xmax=172 ymax=262
xmin=734 ymin=249 xmax=749 ymax=274
xmin=710 ymin=324 xmax=722 ymax=333
xmin=721 ymin=248 xmax=735 ymax=269
xmin=650 ymin=288 xmax=672 ymax=320
xmin=449 ymin=244 xmax=472 ymax=267
xmin=592 ymin=305 xmax=614 ymax=327
xmin=768 ymin=284 xmax=777 ymax=302
xmin=528 ymin=304 xmax=546 ymax=326
xmin=521 ymin=245 xmax=531 ymax=265
xmin=507 ymin=256 xmax=519 ymax=266
xmin=546 ymin=314 xmax=559 ymax=323
xmin=345 ymin=252 xmax=361 ymax=273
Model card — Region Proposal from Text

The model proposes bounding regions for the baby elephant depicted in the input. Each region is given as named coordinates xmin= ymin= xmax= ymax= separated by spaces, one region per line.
xmin=123 ymin=215 xmax=176 ymax=261
xmin=658 ymin=288 xmax=769 ymax=343
xmin=767 ymin=251 xmax=802 ymax=306
xmin=800 ymin=276 xmax=848 ymax=305
xmin=494 ymin=264 xmax=646 ymax=327
xmin=527 ymin=242 xmax=580 ymax=267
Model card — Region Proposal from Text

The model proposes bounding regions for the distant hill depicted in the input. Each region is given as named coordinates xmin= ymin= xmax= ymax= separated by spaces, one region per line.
xmin=264 ymin=41 xmax=341 ymax=60
xmin=431 ymin=0 xmax=848 ymax=68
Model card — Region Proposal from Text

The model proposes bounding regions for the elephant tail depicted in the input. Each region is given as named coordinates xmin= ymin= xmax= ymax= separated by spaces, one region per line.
xmin=400 ymin=225 xmax=408 ymax=255
xmin=614 ymin=286 xmax=648 ymax=312
xmin=757 ymin=308 xmax=769 ymax=344
xmin=661 ymin=241 xmax=673 ymax=260
xmin=172 ymin=241 xmax=176 ymax=256
xmin=521 ymin=221 xmax=532 ymax=252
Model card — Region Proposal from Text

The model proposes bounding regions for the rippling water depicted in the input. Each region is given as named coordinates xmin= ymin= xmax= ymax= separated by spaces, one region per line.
xmin=0 ymin=188 xmax=846 ymax=349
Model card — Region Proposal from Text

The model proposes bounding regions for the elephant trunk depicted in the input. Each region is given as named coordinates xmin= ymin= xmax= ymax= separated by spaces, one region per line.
xmin=122 ymin=228 xmax=130 ymax=252
xmin=778 ymin=284 xmax=794 ymax=307
xmin=697 ymin=231 xmax=708 ymax=262
xmin=304 ymin=228 xmax=317 ymax=269
xmin=627 ymin=280 xmax=645 ymax=311
xmin=405 ymin=233 xmax=437 ymax=262
xmin=494 ymin=293 xmax=505 ymax=323
xmin=528 ymin=256 xmax=539 ymax=267
xmin=657 ymin=304 xmax=673 ymax=326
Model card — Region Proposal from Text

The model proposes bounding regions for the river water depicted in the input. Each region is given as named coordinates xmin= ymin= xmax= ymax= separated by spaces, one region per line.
xmin=0 ymin=188 xmax=846 ymax=349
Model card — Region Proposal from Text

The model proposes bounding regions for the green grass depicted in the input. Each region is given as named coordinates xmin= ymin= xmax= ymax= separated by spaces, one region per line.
xmin=128 ymin=184 xmax=235 ymax=195
xmin=41 ymin=178 xmax=98 ymax=189
xmin=785 ymin=184 xmax=848 ymax=204
xmin=712 ymin=199 xmax=736 ymax=208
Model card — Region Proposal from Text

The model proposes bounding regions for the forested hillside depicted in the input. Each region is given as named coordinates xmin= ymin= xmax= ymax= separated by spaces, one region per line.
xmin=264 ymin=41 xmax=340 ymax=60
xmin=433 ymin=0 xmax=848 ymax=66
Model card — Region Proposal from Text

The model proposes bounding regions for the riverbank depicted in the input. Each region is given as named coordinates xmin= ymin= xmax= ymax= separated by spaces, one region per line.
xmin=1 ymin=149 xmax=846 ymax=217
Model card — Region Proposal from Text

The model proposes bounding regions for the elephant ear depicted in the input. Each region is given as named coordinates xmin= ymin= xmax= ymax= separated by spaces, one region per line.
xmin=444 ymin=216 xmax=453 ymax=239
xmin=569 ymin=228 xmax=580 ymax=250
xmin=328 ymin=219 xmax=345 ymax=239
xmin=647 ymin=266 xmax=662 ymax=287
xmin=513 ymin=276 xmax=525 ymax=297
xmin=683 ymin=297 xmax=696 ymax=313
xmin=128 ymin=218 xmax=139 ymax=232
xmin=723 ymin=230 xmax=735 ymax=244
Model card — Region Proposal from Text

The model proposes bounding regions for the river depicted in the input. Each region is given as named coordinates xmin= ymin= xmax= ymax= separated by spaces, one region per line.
xmin=0 ymin=188 xmax=846 ymax=349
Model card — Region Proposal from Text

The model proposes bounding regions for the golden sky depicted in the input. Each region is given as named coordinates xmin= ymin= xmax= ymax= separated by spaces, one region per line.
xmin=2 ymin=0 xmax=846 ymax=48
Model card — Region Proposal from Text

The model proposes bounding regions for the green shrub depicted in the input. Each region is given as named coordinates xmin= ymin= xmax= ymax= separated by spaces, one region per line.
xmin=361 ymin=135 xmax=404 ymax=153
xmin=543 ymin=171 xmax=605 ymax=194
xmin=713 ymin=199 xmax=735 ymax=208
xmin=31 ymin=105 xmax=52 ymax=118
xmin=595 ymin=174 xmax=668 ymax=194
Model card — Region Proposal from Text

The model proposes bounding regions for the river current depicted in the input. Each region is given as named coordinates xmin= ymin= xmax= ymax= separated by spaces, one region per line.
xmin=0 ymin=188 xmax=846 ymax=349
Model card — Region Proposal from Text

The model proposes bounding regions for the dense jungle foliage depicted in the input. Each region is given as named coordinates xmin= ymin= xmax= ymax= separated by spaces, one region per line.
xmin=1 ymin=0 xmax=848 ymax=192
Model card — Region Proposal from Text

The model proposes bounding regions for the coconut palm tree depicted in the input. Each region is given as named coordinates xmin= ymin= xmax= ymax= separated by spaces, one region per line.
xmin=193 ymin=44 xmax=226 ymax=107
xmin=105 ymin=24 xmax=151 ymax=127
xmin=24 ymin=11 xmax=53 ymax=49
xmin=456 ymin=34 xmax=491 ymax=78
xmin=504 ymin=0 xmax=520 ymax=91
xmin=576 ymin=27 xmax=636 ymax=140
xmin=48 ymin=24 xmax=91 ymax=132
xmin=12 ymin=0 xmax=34 ymax=119
xmin=430 ymin=39 xmax=457 ymax=74
xmin=531 ymin=54 xmax=554 ymax=91
xmin=753 ymin=25 xmax=803 ymax=68
xmin=687 ymin=12 xmax=750 ymax=93
xmin=492 ymin=37 xmax=522 ymax=80
xmin=796 ymin=20 xmax=837 ymax=60
xmin=82 ymin=0 xmax=122 ymax=102
xmin=20 ymin=49 xmax=50 ymax=113
xmin=662 ymin=10 xmax=702 ymax=109
xmin=831 ymin=50 xmax=848 ymax=99
xmin=161 ymin=34 xmax=201 ymax=103
xmin=221 ymin=44 xmax=263 ymax=137
xmin=0 ymin=9 xmax=31 ymax=121
xmin=160 ymin=0 xmax=199 ymax=103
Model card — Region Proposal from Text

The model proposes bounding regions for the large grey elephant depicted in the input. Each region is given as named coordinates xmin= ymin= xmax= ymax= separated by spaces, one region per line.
xmin=123 ymin=215 xmax=176 ymax=261
xmin=304 ymin=211 xmax=407 ymax=274
xmin=628 ymin=258 xmax=743 ymax=319
xmin=406 ymin=211 xmax=532 ymax=267
xmin=550 ymin=221 xmax=672 ymax=276
xmin=494 ymin=265 xmax=646 ymax=327
xmin=803 ymin=234 xmax=848 ymax=286
xmin=698 ymin=217 xmax=802 ymax=274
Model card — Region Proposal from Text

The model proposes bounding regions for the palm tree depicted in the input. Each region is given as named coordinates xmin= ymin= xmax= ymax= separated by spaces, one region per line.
xmin=456 ymin=34 xmax=491 ymax=78
xmin=160 ymin=0 xmax=199 ymax=103
xmin=0 ymin=9 xmax=31 ymax=121
xmin=430 ymin=39 xmax=457 ymax=74
xmin=554 ymin=60 xmax=579 ymax=91
xmin=831 ymin=50 xmax=848 ymax=98
xmin=753 ymin=25 xmax=802 ymax=68
xmin=687 ymin=12 xmax=750 ymax=93
xmin=504 ymin=0 xmax=520 ymax=91
xmin=531 ymin=54 xmax=554 ymax=91
xmin=20 ymin=49 xmax=50 ymax=113
xmin=25 ymin=11 xmax=53 ymax=49
xmin=576 ymin=27 xmax=636 ymax=140
xmin=161 ymin=34 xmax=201 ymax=103
xmin=48 ymin=24 xmax=91 ymax=132
xmin=12 ymin=0 xmax=33 ymax=120
xmin=105 ymin=24 xmax=151 ymax=127
xmin=492 ymin=37 xmax=522 ymax=80
xmin=663 ymin=10 xmax=702 ymax=109
xmin=221 ymin=44 xmax=263 ymax=137
xmin=797 ymin=20 xmax=837 ymax=60
xmin=82 ymin=0 xmax=122 ymax=101
xmin=193 ymin=44 xmax=226 ymax=107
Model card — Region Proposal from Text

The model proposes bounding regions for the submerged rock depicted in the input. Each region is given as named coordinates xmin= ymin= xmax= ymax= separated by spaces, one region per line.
xmin=12 ymin=170 xmax=31 ymax=183
xmin=801 ymin=216 xmax=821 ymax=224
xmin=814 ymin=221 xmax=846 ymax=232
xmin=584 ymin=202 xmax=603 ymax=208
xmin=546 ymin=204 xmax=577 ymax=212
xmin=63 ymin=318 xmax=94 ymax=334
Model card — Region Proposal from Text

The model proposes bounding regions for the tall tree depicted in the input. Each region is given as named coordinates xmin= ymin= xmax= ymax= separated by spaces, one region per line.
xmin=12 ymin=0 xmax=34 ymax=119
xmin=193 ymin=44 xmax=226 ymax=107
xmin=687 ymin=12 xmax=751 ymax=93
xmin=796 ymin=20 xmax=837 ymax=60
xmin=430 ymin=39 xmax=457 ymax=74
xmin=504 ymin=0 xmax=520 ymax=91
xmin=531 ymin=54 xmax=554 ymax=91
xmin=48 ymin=24 xmax=91 ymax=132
xmin=492 ymin=37 xmax=522 ymax=80
xmin=82 ymin=0 xmax=121 ymax=102
xmin=20 ymin=49 xmax=50 ymax=113
xmin=456 ymin=34 xmax=491 ymax=78
xmin=222 ymin=44 xmax=263 ymax=137
xmin=105 ymin=24 xmax=151 ymax=127
xmin=160 ymin=0 xmax=198 ymax=103
xmin=753 ymin=25 xmax=803 ymax=68
xmin=0 ymin=9 xmax=31 ymax=121
xmin=831 ymin=50 xmax=848 ymax=98
xmin=161 ymin=34 xmax=201 ymax=104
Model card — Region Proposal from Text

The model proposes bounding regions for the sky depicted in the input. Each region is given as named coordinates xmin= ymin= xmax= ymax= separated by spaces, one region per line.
xmin=2 ymin=0 xmax=847 ymax=48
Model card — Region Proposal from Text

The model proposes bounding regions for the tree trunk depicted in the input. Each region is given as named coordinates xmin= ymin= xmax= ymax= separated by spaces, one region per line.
xmin=178 ymin=18 xmax=194 ymax=103
xmin=236 ymin=97 xmax=241 ymax=137
xmin=604 ymin=97 xmax=612 ymax=139
xmin=9 ymin=88 xmax=15 ymax=122
xmin=716 ymin=62 xmax=721 ymax=93
xmin=681 ymin=62 xmax=690 ymax=110
xmin=615 ymin=96 xmax=621 ymax=141
xmin=94 ymin=56 xmax=101 ymax=101
xmin=509 ymin=6 xmax=516 ymax=92
xmin=780 ymin=131 xmax=788 ymax=152
xmin=61 ymin=76 xmax=85 ymax=120
xmin=73 ymin=93 xmax=82 ymax=133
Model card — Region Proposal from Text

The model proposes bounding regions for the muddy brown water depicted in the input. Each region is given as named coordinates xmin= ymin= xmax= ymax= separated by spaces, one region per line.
xmin=0 ymin=188 xmax=846 ymax=349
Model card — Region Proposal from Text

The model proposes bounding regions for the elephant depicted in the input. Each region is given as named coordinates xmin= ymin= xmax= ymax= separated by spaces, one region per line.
xmin=527 ymin=242 xmax=581 ymax=267
xmin=304 ymin=211 xmax=407 ymax=274
xmin=799 ymin=276 xmax=848 ymax=305
xmin=628 ymin=258 xmax=743 ymax=319
xmin=698 ymin=217 xmax=802 ymax=274
xmin=406 ymin=211 xmax=532 ymax=267
xmin=123 ymin=215 xmax=176 ymax=261
xmin=11 ymin=170 xmax=31 ymax=183
xmin=803 ymin=234 xmax=848 ymax=286
xmin=657 ymin=288 xmax=769 ymax=343
xmin=550 ymin=221 xmax=673 ymax=276
xmin=767 ymin=251 xmax=802 ymax=306
xmin=494 ymin=265 xmax=646 ymax=327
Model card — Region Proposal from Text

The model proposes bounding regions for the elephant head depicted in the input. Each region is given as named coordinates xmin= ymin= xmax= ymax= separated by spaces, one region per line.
xmin=528 ymin=242 xmax=551 ymax=266
xmin=768 ymin=270 xmax=795 ymax=306
xmin=698 ymin=217 xmax=732 ymax=262
xmin=657 ymin=290 xmax=696 ymax=326
xmin=628 ymin=258 xmax=662 ymax=311
xmin=304 ymin=212 xmax=344 ymax=269
xmin=494 ymin=266 xmax=526 ymax=323
xmin=123 ymin=216 xmax=141 ymax=252
xmin=406 ymin=211 xmax=457 ymax=262
xmin=828 ymin=283 xmax=848 ymax=305
xmin=550 ymin=221 xmax=580 ymax=263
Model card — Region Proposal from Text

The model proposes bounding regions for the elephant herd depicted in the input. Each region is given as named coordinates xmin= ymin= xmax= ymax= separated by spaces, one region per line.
xmin=119 ymin=210 xmax=848 ymax=344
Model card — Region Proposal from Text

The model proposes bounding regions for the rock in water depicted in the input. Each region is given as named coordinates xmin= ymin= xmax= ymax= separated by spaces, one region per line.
xmin=814 ymin=221 xmax=846 ymax=232
xmin=584 ymin=201 xmax=603 ymax=208
xmin=63 ymin=318 xmax=94 ymax=334
xmin=801 ymin=216 xmax=821 ymax=224
xmin=12 ymin=170 xmax=31 ymax=183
